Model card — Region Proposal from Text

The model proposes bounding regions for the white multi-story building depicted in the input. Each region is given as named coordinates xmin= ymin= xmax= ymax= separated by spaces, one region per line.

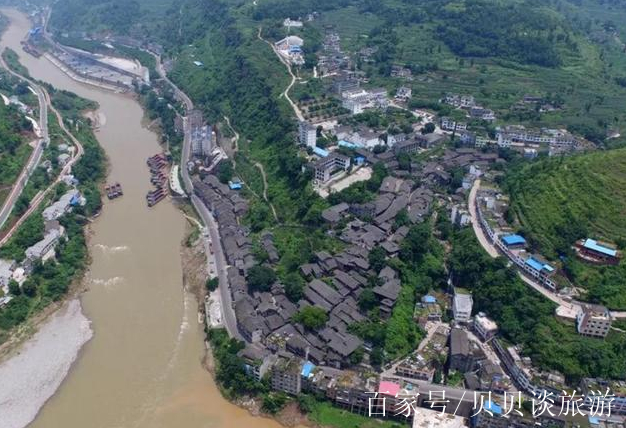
xmin=453 ymin=291 xmax=473 ymax=323
xmin=0 ymin=259 xmax=16 ymax=289
xmin=25 ymin=227 xmax=65 ymax=262
xmin=191 ymin=124 xmax=213 ymax=157
xmin=443 ymin=94 xmax=475 ymax=108
xmin=311 ymin=153 xmax=351 ymax=184
xmin=42 ymin=189 xmax=80 ymax=222
xmin=496 ymin=125 xmax=578 ymax=150
xmin=474 ymin=312 xmax=498 ymax=341
xmin=341 ymin=88 xmax=388 ymax=115
xmin=576 ymin=304 xmax=611 ymax=338
xmin=440 ymin=117 xmax=467 ymax=132
xmin=299 ymin=121 xmax=317 ymax=148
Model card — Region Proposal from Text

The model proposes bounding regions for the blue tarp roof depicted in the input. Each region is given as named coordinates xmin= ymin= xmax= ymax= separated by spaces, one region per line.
xmin=588 ymin=416 xmax=600 ymax=425
xmin=229 ymin=181 xmax=242 ymax=190
xmin=484 ymin=401 xmax=502 ymax=415
xmin=301 ymin=361 xmax=315 ymax=378
xmin=338 ymin=140 xmax=360 ymax=149
xmin=583 ymin=239 xmax=617 ymax=257
xmin=422 ymin=295 xmax=437 ymax=304
xmin=501 ymin=234 xmax=526 ymax=246
xmin=313 ymin=147 xmax=329 ymax=157
xmin=525 ymin=256 xmax=553 ymax=273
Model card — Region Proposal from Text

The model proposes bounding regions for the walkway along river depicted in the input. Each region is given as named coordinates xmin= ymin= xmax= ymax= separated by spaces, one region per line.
xmin=0 ymin=9 xmax=283 ymax=428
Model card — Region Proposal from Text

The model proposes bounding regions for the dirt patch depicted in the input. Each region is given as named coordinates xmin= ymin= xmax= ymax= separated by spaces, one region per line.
xmin=275 ymin=402 xmax=311 ymax=428
xmin=179 ymin=218 xmax=208 ymax=303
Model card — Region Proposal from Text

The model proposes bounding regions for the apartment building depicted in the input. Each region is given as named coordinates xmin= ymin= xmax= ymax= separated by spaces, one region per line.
xmin=271 ymin=355 xmax=303 ymax=395
xmin=474 ymin=312 xmax=498 ymax=341
xmin=441 ymin=117 xmax=468 ymax=132
xmin=576 ymin=304 xmax=612 ymax=338
xmin=299 ymin=121 xmax=317 ymax=148
xmin=453 ymin=291 xmax=473 ymax=323
xmin=311 ymin=153 xmax=351 ymax=184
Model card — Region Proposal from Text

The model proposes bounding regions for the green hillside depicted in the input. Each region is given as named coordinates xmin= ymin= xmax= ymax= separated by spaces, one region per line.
xmin=48 ymin=0 xmax=175 ymax=35
xmin=506 ymin=148 xmax=626 ymax=309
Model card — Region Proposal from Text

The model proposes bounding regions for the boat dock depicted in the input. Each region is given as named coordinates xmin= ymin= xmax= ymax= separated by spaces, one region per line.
xmin=146 ymin=154 xmax=169 ymax=207
xmin=106 ymin=183 xmax=123 ymax=200
xmin=146 ymin=187 xmax=166 ymax=207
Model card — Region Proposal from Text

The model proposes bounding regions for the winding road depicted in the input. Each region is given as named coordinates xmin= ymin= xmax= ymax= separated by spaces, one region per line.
xmin=468 ymin=179 xmax=626 ymax=320
xmin=0 ymin=49 xmax=48 ymax=231
xmin=257 ymin=27 xmax=304 ymax=122
xmin=150 ymin=52 xmax=242 ymax=339
xmin=0 ymin=83 xmax=84 ymax=247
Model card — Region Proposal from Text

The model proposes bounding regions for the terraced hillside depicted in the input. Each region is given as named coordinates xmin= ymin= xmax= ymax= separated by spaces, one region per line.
xmin=506 ymin=148 xmax=626 ymax=309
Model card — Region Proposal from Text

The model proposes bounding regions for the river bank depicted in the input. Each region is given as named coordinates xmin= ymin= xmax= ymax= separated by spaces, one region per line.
xmin=0 ymin=299 xmax=92 ymax=428
xmin=0 ymin=8 xmax=291 ymax=428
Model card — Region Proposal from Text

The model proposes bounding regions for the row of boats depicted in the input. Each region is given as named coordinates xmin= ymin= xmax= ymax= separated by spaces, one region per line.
xmin=105 ymin=183 xmax=123 ymax=199
xmin=146 ymin=153 xmax=169 ymax=207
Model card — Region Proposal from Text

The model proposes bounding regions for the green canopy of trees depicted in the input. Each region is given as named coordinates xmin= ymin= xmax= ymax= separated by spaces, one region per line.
xmin=293 ymin=306 xmax=328 ymax=330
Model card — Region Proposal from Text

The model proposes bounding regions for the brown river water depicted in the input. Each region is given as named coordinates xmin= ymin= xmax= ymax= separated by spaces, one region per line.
xmin=0 ymin=9 xmax=282 ymax=428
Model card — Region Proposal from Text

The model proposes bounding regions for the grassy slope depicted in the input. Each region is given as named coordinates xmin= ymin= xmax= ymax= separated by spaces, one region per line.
xmin=510 ymin=149 xmax=626 ymax=248
xmin=506 ymin=148 xmax=626 ymax=309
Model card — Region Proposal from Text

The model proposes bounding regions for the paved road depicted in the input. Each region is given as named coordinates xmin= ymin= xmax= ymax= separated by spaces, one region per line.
xmin=0 ymin=52 xmax=49 ymax=231
xmin=467 ymin=180 xmax=498 ymax=258
xmin=467 ymin=180 xmax=626 ymax=320
xmin=151 ymin=53 xmax=243 ymax=337
xmin=192 ymin=195 xmax=241 ymax=339
xmin=0 ymin=85 xmax=84 ymax=247
xmin=257 ymin=27 xmax=304 ymax=122
xmin=152 ymin=53 xmax=194 ymax=194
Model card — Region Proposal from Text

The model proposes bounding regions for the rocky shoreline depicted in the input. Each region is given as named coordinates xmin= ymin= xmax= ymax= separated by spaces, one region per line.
xmin=0 ymin=299 xmax=93 ymax=428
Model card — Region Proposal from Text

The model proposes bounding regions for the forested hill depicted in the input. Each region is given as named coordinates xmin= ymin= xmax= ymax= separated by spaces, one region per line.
xmin=48 ymin=0 xmax=175 ymax=35
xmin=49 ymin=0 xmax=615 ymax=67
xmin=252 ymin=0 xmax=576 ymax=67
xmin=504 ymin=148 xmax=626 ymax=309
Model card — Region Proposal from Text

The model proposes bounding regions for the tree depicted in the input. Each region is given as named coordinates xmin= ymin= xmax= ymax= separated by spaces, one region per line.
xmin=217 ymin=160 xmax=234 ymax=184
xmin=397 ymin=152 xmax=411 ymax=171
xmin=22 ymin=279 xmax=37 ymax=297
xmin=8 ymin=279 xmax=21 ymax=296
xmin=421 ymin=122 xmax=436 ymax=134
xmin=368 ymin=245 xmax=387 ymax=273
xmin=246 ymin=265 xmax=276 ymax=292
xmin=261 ymin=392 xmax=288 ymax=414
xmin=284 ymin=272 xmax=305 ymax=302
xmin=206 ymin=277 xmax=219 ymax=292
xmin=349 ymin=346 xmax=364 ymax=365
xmin=400 ymin=222 xmax=431 ymax=264
xmin=370 ymin=347 xmax=384 ymax=367
xmin=394 ymin=208 xmax=410 ymax=229
xmin=293 ymin=306 xmax=328 ymax=330
xmin=358 ymin=288 xmax=378 ymax=312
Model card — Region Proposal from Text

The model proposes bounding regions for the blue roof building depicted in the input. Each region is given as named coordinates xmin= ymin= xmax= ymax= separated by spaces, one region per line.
xmin=301 ymin=361 xmax=315 ymax=379
xmin=338 ymin=140 xmax=360 ymax=149
xmin=525 ymin=256 xmax=554 ymax=273
xmin=422 ymin=295 xmax=437 ymax=304
xmin=484 ymin=400 xmax=502 ymax=415
xmin=313 ymin=146 xmax=329 ymax=158
xmin=229 ymin=179 xmax=243 ymax=190
xmin=582 ymin=239 xmax=617 ymax=257
xmin=501 ymin=234 xmax=526 ymax=247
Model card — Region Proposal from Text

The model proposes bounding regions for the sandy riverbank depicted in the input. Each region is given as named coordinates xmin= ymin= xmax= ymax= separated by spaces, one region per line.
xmin=0 ymin=299 xmax=93 ymax=428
